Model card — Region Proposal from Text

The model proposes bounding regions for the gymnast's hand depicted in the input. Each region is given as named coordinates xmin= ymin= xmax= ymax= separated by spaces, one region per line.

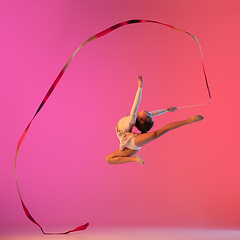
xmin=138 ymin=75 xmax=143 ymax=88
xmin=167 ymin=107 xmax=178 ymax=112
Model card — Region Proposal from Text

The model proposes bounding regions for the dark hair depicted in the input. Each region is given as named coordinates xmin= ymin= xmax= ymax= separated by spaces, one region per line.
xmin=135 ymin=116 xmax=154 ymax=133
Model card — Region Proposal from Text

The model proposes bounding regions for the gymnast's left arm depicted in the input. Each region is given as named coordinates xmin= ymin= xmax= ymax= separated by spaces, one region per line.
xmin=129 ymin=76 xmax=143 ymax=121
xmin=150 ymin=107 xmax=178 ymax=117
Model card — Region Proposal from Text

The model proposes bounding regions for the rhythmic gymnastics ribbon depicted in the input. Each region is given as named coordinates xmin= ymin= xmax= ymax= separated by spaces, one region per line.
xmin=15 ymin=19 xmax=211 ymax=234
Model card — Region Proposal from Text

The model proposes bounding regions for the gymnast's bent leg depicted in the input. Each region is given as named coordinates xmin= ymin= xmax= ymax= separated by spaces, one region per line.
xmin=134 ymin=115 xmax=204 ymax=147
xmin=106 ymin=147 xmax=144 ymax=165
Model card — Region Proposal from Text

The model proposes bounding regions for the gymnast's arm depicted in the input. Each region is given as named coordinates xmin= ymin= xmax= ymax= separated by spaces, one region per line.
xmin=150 ymin=107 xmax=178 ymax=117
xmin=130 ymin=76 xmax=143 ymax=122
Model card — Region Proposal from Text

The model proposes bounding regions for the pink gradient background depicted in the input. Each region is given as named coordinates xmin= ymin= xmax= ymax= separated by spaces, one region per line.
xmin=1 ymin=0 xmax=240 ymax=233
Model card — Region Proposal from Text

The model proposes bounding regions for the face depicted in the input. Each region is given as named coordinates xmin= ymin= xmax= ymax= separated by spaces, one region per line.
xmin=137 ymin=110 xmax=151 ymax=122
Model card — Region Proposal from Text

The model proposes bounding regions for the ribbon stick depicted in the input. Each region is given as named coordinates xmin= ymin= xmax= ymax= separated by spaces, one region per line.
xmin=15 ymin=19 xmax=211 ymax=234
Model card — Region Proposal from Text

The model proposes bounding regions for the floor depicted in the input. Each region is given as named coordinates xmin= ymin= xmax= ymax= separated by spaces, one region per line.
xmin=1 ymin=228 xmax=240 ymax=240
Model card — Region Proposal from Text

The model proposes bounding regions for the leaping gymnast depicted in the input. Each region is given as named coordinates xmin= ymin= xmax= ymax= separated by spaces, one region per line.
xmin=106 ymin=75 xmax=204 ymax=165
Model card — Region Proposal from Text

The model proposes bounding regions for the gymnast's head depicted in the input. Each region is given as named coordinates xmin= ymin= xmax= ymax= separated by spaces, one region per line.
xmin=136 ymin=110 xmax=154 ymax=134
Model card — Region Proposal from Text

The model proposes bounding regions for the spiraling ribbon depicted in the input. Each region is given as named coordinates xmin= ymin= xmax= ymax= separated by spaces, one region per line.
xmin=15 ymin=19 xmax=211 ymax=234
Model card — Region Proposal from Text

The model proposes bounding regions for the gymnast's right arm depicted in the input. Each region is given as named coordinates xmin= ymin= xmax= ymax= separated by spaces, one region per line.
xmin=150 ymin=107 xmax=178 ymax=117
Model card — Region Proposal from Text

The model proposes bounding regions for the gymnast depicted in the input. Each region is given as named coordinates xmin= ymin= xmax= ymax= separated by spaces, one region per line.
xmin=106 ymin=75 xmax=204 ymax=165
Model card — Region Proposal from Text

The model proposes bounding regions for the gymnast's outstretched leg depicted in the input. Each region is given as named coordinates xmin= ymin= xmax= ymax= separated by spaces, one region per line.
xmin=134 ymin=115 xmax=204 ymax=148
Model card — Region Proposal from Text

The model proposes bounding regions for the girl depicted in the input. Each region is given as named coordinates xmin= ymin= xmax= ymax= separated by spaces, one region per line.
xmin=106 ymin=75 xmax=204 ymax=165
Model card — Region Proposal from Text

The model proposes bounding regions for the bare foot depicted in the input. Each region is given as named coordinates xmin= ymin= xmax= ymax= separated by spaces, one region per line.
xmin=188 ymin=115 xmax=204 ymax=124
xmin=134 ymin=155 xmax=145 ymax=165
